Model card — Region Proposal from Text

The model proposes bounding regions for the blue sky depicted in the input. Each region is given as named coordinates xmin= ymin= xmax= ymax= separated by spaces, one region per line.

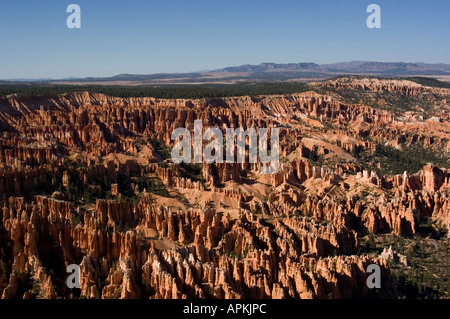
xmin=0 ymin=0 xmax=449 ymax=79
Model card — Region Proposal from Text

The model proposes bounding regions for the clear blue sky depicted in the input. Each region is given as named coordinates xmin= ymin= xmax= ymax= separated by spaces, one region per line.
xmin=0 ymin=0 xmax=449 ymax=79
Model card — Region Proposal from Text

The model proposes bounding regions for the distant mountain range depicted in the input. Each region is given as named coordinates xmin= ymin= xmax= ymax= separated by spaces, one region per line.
xmin=4 ymin=61 xmax=450 ymax=85
xmin=217 ymin=61 xmax=450 ymax=75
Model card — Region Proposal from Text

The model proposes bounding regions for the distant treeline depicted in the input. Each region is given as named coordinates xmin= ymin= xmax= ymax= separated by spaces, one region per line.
xmin=0 ymin=82 xmax=310 ymax=99
xmin=405 ymin=77 xmax=450 ymax=89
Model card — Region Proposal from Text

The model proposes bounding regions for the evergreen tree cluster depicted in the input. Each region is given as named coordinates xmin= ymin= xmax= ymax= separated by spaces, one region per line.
xmin=0 ymin=82 xmax=309 ymax=99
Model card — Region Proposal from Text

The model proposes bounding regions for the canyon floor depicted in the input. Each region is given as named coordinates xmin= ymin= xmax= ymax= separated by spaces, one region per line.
xmin=0 ymin=76 xmax=449 ymax=299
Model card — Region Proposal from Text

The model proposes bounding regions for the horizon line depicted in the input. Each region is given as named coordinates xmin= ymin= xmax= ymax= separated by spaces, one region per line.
xmin=2 ymin=60 xmax=450 ymax=82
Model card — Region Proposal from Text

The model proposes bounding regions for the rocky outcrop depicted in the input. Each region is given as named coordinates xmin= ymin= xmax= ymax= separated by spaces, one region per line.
xmin=311 ymin=77 xmax=431 ymax=97
xmin=0 ymin=194 xmax=395 ymax=299
xmin=0 ymin=89 xmax=448 ymax=299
